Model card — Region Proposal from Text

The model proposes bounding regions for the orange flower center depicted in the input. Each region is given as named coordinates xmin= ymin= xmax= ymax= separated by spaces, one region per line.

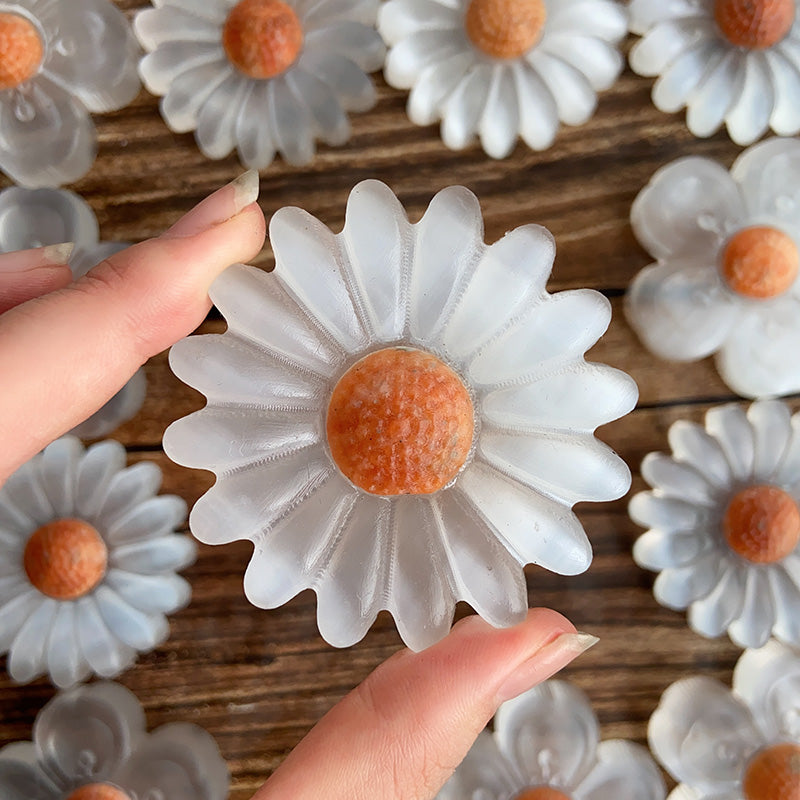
xmin=0 ymin=12 xmax=43 ymax=91
xmin=723 ymin=486 xmax=800 ymax=564
xmin=222 ymin=0 xmax=304 ymax=79
xmin=515 ymin=789 xmax=572 ymax=800
xmin=714 ymin=0 xmax=796 ymax=49
xmin=465 ymin=0 xmax=547 ymax=59
xmin=743 ymin=742 xmax=800 ymax=800
xmin=326 ymin=348 xmax=474 ymax=496
xmin=66 ymin=785 xmax=131 ymax=800
xmin=720 ymin=226 xmax=799 ymax=299
xmin=24 ymin=519 xmax=108 ymax=600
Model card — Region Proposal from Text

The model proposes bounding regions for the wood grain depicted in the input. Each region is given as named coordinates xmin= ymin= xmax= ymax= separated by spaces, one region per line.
xmin=0 ymin=4 xmax=795 ymax=797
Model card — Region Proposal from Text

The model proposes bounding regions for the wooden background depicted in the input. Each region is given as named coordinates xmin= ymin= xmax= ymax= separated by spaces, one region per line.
xmin=2 ymin=2 xmax=796 ymax=796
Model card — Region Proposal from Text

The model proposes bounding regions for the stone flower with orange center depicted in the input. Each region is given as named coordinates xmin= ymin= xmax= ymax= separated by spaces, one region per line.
xmin=631 ymin=400 xmax=800 ymax=649
xmin=134 ymin=0 xmax=385 ymax=168
xmin=625 ymin=138 xmax=800 ymax=399
xmin=0 ymin=681 xmax=228 ymax=800
xmin=630 ymin=0 xmax=800 ymax=144
xmin=378 ymin=0 xmax=627 ymax=158
xmin=649 ymin=639 xmax=800 ymax=800
xmin=0 ymin=0 xmax=140 ymax=187
xmin=0 ymin=437 xmax=195 ymax=688
xmin=436 ymin=680 xmax=666 ymax=800
xmin=163 ymin=180 xmax=637 ymax=652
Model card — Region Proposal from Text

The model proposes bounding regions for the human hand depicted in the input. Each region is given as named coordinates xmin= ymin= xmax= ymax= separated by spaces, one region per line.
xmin=0 ymin=176 xmax=593 ymax=800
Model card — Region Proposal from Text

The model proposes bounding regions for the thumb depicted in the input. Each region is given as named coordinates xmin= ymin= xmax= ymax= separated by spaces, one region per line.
xmin=254 ymin=609 xmax=596 ymax=800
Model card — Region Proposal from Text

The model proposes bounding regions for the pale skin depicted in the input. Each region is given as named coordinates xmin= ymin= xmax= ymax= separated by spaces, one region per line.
xmin=0 ymin=175 xmax=593 ymax=800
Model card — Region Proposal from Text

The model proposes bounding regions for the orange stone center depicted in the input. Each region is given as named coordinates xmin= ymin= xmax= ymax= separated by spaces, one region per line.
xmin=720 ymin=226 xmax=799 ymax=299
xmin=326 ymin=348 xmax=474 ymax=496
xmin=515 ymin=789 xmax=572 ymax=800
xmin=66 ymin=785 xmax=130 ymax=800
xmin=223 ymin=0 xmax=303 ymax=79
xmin=465 ymin=0 xmax=547 ymax=59
xmin=0 ymin=12 xmax=43 ymax=91
xmin=714 ymin=0 xmax=796 ymax=49
xmin=24 ymin=519 xmax=108 ymax=600
xmin=723 ymin=486 xmax=800 ymax=564
xmin=742 ymin=742 xmax=800 ymax=800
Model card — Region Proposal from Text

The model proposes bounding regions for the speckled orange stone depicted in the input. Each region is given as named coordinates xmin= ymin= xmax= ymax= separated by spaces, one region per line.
xmin=714 ymin=0 xmax=795 ymax=49
xmin=326 ymin=348 xmax=474 ymax=496
xmin=723 ymin=485 xmax=800 ymax=564
xmin=720 ymin=226 xmax=799 ymax=299
xmin=66 ymin=785 xmax=130 ymax=800
xmin=24 ymin=519 xmax=108 ymax=600
xmin=0 ymin=12 xmax=43 ymax=91
xmin=743 ymin=743 xmax=800 ymax=800
xmin=223 ymin=0 xmax=303 ymax=79
xmin=515 ymin=788 xmax=572 ymax=800
xmin=465 ymin=0 xmax=547 ymax=59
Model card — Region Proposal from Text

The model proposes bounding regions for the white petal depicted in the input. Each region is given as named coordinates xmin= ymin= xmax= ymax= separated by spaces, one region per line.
xmin=0 ymin=77 xmax=95 ymax=188
xmin=378 ymin=0 xmax=460 ymax=43
xmin=648 ymin=676 xmax=761 ymax=787
xmin=728 ymin=569 xmax=775 ymax=649
xmin=687 ymin=565 xmax=744 ymax=638
xmin=139 ymin=42 xmax=225 ymax=96
xmin=652 ymin=40 xmax=724 ymax=114
xmin=301 ymin=51 xmax=376 ymax=111
xmin=432 ymin=490 xmax=526 ymax=628
xmin=75 ymin=440 xmax=127 ymax=520
xmin=766 ymin=49 xmax=800 ymax=136
xmin=315 ymin=493 xmax=389 ymax=647
xmin=341 ymin=179 xmax=411 ymax=341
xmin=441 ymin=64 xmax=493 ymax=150
xmin=97 ymin=462 xmax=162 ymax=522
xmin=385 ymin=29 xmax=468 ymax=89
xmin=468 ymin=290 xmax=610 ymax=388
xmin=528 ymin=51 xmax=596 ymax=125
xmin=629 ymin=18 xmax=716 ymax=77
xmin=304 ymin=21 xmax=385 ymax=72
xmin=576 ymin=740 xmax=666 ymax=800
xmin=37 ymin=437 xmax=82 ymax=517
xmin=104 ymin=570 xmax=191 ymax=615
xmin=195 ymin=73 xmax=250 ymax=160
xmin=437 ymin=731 xmax=518 ymax=799
xmin=188 ymin=447 xmax=333 ymax=545
xmin=653 ymin=552 xmax=724 ymax=610
xmin=2 ymin=461 xmax=54 ymax=526
xmin=629 ymin=492 xmax=711 ymax=533
xmin=159 ymin=59 xmax=229 ymax=133
xmin=75 ymin=595 xmax=136 ymax=678
xmin=728 ymin=135 xmax=800 ymax=227
xmin=408 ymin=185 xmax=485 ymax=344
xmin=640 ymin=453 xmax=718 ymax=506
xmin=547 ymin=0 xmax=628 ymax=40
xmin=478 ymin=67 xmax=519 ymax=160
xmin=8 ymin=598 xmax=57 ymax=684
xmin=668 ymin=420 xmax=732 ymax=490
xmin=234 ymin=81 xmax=276 ymax=169
xmin=705 ymin=404 xmax=755 ymax=481
xmin=686 ymin=51 xmax=745 ymax=138
xmin=243 ymin=472 xmax=357 ymax=608
xmin=110 ymin=535 xmax=197 ymax=574
xmin=407 ymin=51 xmax=473 ymax=126
xmin=207 ymin=263 xmax=345 ymax=377
xmin=134 ymin=6 xmax=221 ymax=49
xmin=105 ymin=495 xmax=187 ymax=544
xmin=512 ymin=62 xmax=558 ymax=150
xmin=630 ymin=156 xmax=743 ymax=262
xmin=482 ymin=363 xmax=637 ymax=433
xmin=164 ymin=407 xmax=321 ymax=473
xmin=480 ymin=429 xmax=630 ymax=504
xmin=0 ymin=591 xmax=41 ymax=652
xmin=495 ymin=680 xmax=599 ymax=787
xmin=457 ymin=462 xmax=592 ymax=575
xmin=167 ymin=333 xmax=325 ymax=409
xmin=93 ymin=585 xmax=168 ymax=651
xmin=724 ymin=52 xmax=774 ymax=146
xmin=387 ymin=496 xmax=455 ymax=651
xmin=304 ymin=0 xmax=380 ymax=28
xmin=46 ymin=603 xmax=90 ymax=689
xmin=443 ymin=225 xmax=556 ymax=361
xmin=775 ymin=414 xmax=800 ymax=488
xmin=0 ymin=760 xmax=59 ymax=800
xmin=633 ymin=529 xmax=711 ymax=571
xmin=628 ymin=0 xmax=709 ymax=34
xmin=747 ymin=399 xmax=793 ymax=481
xmin=768 ymin=565 xmax=800 ymax=646
xmin=270 ymin=205 xmax=369 ymax=351
xmin=541 ymin=33 xmax=622 ymax=91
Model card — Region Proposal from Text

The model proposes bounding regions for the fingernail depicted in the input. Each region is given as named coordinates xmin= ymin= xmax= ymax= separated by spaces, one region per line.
xmin=42 ymin=242 xmax=75 ymax=264
xmin=165 ymin=170 xmax=260 ymax=239
xmin=495 ymin=631 xmax=599 ymax=705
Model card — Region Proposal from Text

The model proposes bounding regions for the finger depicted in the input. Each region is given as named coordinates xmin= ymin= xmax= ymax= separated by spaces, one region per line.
xmin=0 ymin=243 xmax=74 ymax=313
xmin=255 ymin=609 xmax=597 ymax=800
xmin=0 ymin=173 xmax=265 ymax=483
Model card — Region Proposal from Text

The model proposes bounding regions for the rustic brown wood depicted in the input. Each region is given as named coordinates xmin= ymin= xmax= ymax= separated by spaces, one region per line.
xmin=0 ymin=5 xmax=795 ymax=797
